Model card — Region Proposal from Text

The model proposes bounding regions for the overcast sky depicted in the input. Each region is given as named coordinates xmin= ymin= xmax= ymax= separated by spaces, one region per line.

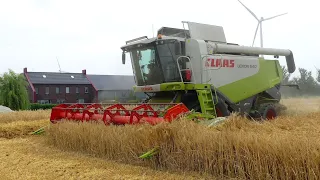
xmin=0 ymin=0 xmax=319 ymax=78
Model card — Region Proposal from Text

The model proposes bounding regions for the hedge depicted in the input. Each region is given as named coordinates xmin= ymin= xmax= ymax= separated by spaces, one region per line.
xmin=30 ymin=103 xmax=57 ymax=110
xmin=127 ymin=99 xmax=140 ymax=103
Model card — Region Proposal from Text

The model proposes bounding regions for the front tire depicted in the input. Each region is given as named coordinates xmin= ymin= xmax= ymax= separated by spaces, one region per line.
xmin=182 ymin=93 xmax=230 ymax=117
xmin=214 ymin=97 xmax=230 ymax=117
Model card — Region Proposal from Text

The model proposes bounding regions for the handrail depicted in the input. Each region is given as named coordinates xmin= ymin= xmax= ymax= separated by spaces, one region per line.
xmin=126 ymin=36 xmax=149 ymax=45
xmin=176 ymin=56 xmax=195 ymax=83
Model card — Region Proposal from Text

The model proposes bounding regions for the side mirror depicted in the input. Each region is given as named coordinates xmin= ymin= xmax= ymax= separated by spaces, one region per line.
xmin=174 ymin=41 xmax=182 ymax=55
xmin=122 ymin=51 xmax=126 ymax=64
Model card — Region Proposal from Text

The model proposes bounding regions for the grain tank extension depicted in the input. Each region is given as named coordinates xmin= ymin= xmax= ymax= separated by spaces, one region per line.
xmin=50 ymin=21 xmax=295 ymax=125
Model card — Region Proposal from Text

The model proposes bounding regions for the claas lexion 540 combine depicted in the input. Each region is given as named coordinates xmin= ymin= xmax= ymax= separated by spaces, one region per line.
xmin=50 ymin=21 xmax=296 ymax=126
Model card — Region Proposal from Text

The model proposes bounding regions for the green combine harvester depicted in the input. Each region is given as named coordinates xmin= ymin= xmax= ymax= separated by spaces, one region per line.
xmin=50 ymin=21 xmax=295 ymax=125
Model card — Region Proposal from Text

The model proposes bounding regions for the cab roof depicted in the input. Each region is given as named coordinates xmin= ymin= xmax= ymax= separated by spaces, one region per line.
xmin=120 ymin=35 xmax=185 ymax=51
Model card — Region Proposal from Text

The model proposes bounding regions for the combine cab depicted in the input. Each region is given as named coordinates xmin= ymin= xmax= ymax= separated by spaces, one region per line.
xmin=50 ymin=21 xmax=296 ymax=125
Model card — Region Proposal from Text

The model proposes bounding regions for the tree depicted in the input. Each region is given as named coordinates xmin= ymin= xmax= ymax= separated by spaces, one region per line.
xmin=281 ymin=66 xmax=291 ymax=84
xmin=0 ymin=69 xmax=30 ymax=110
xmin=291 ymin=68 xmax=318 ymax=95
xmin=315 ymin=66 xmax=320 ymax=83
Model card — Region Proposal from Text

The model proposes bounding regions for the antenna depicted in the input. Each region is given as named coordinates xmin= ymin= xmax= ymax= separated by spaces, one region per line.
xmin=237 ymin=0 xmax=287 ymax=48
xmin=56 ymin=56 xmax=62 ymax=73
xmin=152 ymin=24 xmax=154 ymax=38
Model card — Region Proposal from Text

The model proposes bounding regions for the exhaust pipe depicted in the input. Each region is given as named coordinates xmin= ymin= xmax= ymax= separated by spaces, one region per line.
xmin=209 ymin=43 xmax=296 ymax=73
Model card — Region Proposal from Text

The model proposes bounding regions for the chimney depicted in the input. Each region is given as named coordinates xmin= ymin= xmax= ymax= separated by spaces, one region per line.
xmin=23 ymin=67 xmax=27 ymax=73
xmin=82 ymin=69 xmax=86 ymax=75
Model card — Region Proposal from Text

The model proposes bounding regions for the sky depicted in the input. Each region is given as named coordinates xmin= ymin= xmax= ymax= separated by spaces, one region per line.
xmin=0 ymin=0 xmax=319 ymax=79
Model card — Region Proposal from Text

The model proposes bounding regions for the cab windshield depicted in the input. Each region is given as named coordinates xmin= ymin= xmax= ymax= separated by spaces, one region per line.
xmin=129 ymin=39 xmax=181 ymax=86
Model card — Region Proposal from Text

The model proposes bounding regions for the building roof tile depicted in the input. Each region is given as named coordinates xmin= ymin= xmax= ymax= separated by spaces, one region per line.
xmin=26 ymin=72 xmax=91 ymax=85
xmin=23 ymin=68 xmax=136 ymax=90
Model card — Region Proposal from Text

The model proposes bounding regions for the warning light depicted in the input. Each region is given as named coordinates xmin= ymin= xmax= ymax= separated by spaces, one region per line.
xmin=185 ymin=69 xmax=192 ymax=82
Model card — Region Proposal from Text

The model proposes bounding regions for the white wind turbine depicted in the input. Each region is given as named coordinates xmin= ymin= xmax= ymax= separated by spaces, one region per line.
xmin=238 ymin=0 xmax=288 ymax=48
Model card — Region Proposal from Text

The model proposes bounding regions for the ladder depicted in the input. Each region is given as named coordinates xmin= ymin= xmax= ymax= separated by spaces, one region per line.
xmin=196 ymin=89 xmax=217 ymax=117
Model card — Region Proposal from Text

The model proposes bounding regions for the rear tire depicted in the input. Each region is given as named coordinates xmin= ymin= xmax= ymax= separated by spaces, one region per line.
xmin=257 ymin=103 xmax=277 ymax=120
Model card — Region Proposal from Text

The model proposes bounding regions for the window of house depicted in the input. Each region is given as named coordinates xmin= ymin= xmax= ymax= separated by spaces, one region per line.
xmin=37 ymin=100 xmax=50 ymax=104
xmin=45 ymin=87 xmax=49 ymax=94
xmin=35 ymin=87 xmax=38 ymax=94
xmin=77 ymin=99 xmax=84 ymax=103
xmin=84 ymin=87 xmax=88 ymax=93
xmin=76 ymin=87 xmax=79 ymax=93
xmin=56 ymin=87 xmax=60 ymax=94
xmin=57 ymin=99 xmax=65 ymax=104
xmin=66 ymin=87 xmax=70 ymax=94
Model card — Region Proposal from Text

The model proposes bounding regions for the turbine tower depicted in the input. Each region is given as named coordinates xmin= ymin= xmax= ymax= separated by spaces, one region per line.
xmin=238 ymin=0 xmax=287 ymax=48
xmin=56 ymin=56 xmax=62 ymax=73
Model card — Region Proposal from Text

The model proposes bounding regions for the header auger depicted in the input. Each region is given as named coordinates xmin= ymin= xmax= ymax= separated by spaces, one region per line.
xmin=50 ymin=21 xmax=295 ymax=126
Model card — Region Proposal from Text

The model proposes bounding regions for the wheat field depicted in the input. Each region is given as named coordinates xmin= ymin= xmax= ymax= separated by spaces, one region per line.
xmin=1 ymin=97 xmax=320 ymax=179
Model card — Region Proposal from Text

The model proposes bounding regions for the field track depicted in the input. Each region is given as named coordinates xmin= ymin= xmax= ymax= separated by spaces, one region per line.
xmin=0 ymin=97 xmax=320 ymax=179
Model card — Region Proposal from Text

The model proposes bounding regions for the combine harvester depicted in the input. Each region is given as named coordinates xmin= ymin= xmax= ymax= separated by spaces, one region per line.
xmin=50 ymin=21 xmax=295 ymax=126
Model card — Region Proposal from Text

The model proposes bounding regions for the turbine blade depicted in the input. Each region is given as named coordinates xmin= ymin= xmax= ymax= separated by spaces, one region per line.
xmin=252 ymin=22 xmax=260 ymax=46
xmin=238 ymin=0 xmax=259 ymax=21
xmin=263 ymin=12 xmax=288 ymax=21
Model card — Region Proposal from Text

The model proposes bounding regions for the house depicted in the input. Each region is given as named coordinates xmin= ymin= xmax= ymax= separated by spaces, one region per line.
xmin=23 ymin=68 xmax=96 ymax=104
xmin=22 ymin=67 xmax=146 ymax=104
xmin=87 ymin=74 xmax=146 ymax=103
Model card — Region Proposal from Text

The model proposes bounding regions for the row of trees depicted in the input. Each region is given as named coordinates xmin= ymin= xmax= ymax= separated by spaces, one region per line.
xmin=0 ymin=66 xmax=320 ymax=111
xmin=281 ymin=66 xmax=320 ymax=97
